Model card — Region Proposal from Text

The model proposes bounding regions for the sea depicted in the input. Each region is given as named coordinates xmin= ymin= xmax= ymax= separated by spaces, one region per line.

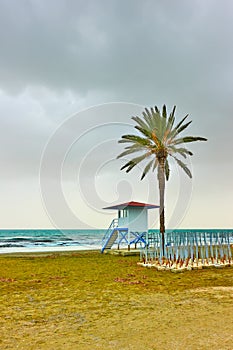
xmin=0 ymin=229 xmax=105 ymax=254
xmin=0 ymin=229 xmax=232 ymax=254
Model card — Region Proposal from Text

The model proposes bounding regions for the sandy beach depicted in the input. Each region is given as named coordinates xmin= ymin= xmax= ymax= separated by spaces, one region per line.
xmin=0 ymin=250 xmax=233 ymax=349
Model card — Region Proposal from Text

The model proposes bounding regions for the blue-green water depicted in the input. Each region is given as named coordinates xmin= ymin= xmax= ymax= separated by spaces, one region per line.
xmin=0 ymin=229 xmax=105 ymax=253
xmin=0 ymin=229 xmax=232 ymax=254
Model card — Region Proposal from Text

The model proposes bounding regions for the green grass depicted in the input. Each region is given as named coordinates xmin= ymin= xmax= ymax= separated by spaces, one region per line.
xmin=0 ymin=251 xmax=233 ymax=349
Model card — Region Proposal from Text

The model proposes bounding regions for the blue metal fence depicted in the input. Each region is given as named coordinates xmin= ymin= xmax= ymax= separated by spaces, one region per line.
xmin=143 ymin=230 xmax=233 ymax=263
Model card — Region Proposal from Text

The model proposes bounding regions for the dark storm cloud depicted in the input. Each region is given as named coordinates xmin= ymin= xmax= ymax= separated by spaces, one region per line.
xmin=0 ymin=0 xmax=232 ymax=104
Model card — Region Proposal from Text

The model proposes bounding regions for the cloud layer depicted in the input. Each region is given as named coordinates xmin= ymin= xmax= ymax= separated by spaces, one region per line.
xmin=0 ymin=0 xmax=232 ymax=228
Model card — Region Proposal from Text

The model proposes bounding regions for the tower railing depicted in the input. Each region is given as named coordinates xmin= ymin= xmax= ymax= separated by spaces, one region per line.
xmin=101 ymin=218 xmax=118 ymax=246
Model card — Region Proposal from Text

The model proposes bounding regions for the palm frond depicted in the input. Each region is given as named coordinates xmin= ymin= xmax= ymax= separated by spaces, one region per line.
xmin=150 ymin=107 xmax=160 ymax=131
xmin=168 ymin=146 xmax=193 ymax=158
xmin=132 ymin=116 xmax=151 ymax=132
xmin=153 ymin=158 xmax=159 ymax=171
xmin=120 ymin=152 xmax=151 ymax=172
xmin=165 ymin=159 xmax=170 ymax=180
xmin=162 ymin=104 xmax=167 ymax=119
xmin=159 ymin=107 xmax=167 ymax=139
xmin=167 ymin=106 xmax=176 ymax=130
xmin=167 ymin=114 xmax=189 ymax=140
xmin=176 ymin=120 xmax=192 ymax=134
xmin=173 ymin=156 xmax=192 ymax=178
xmin=134 ymin=125 xmax=152 ymax=138
xmin=163 ymin=106 xmax=176 ymax=143
xmin=117 ymin=146 xmax=143 ymax=159
xmin=118 ymin=134 xmax=152 ymax=146
xmin=174 ymin=114 xmax=189 ymax=131
xmin=174 ymin=136 xmax=207 ymax=145
xmin=141 ymin=159 xmax=154 ymax=180
xmin=142 ymin=108 xmax=154 ymax=129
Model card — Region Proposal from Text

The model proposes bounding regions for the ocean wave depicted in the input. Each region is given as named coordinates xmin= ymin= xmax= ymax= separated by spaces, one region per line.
xmin=0 ymin=243 xmax=25 ymax=248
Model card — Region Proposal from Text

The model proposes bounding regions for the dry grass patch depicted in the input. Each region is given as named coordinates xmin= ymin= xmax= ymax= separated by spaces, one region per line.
xmin=0 ymin=251 xmax=232 ymax=349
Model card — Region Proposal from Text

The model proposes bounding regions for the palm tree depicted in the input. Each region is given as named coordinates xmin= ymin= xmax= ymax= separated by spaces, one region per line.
xmin=117 ymin=105 xmax=207 ymax=257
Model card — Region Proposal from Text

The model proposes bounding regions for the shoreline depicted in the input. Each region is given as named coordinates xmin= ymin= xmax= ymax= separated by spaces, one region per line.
xmin=0 ymin=245 xmax=101 ymax=255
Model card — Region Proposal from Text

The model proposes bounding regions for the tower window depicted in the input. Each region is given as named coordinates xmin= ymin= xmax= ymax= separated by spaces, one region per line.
xmin=118 ymin=209 xmax=128 ymax=218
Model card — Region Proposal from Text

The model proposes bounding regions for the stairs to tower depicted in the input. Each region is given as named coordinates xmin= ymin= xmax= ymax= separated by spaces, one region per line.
xmin=101 ymin=218 xmax=119 ymax=253
xmin=102 ymin=229 xmax=118 ymax=252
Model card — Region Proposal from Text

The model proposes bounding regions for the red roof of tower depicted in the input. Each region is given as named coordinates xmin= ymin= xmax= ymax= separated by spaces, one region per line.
xmin=103 ymin=201 xmax=159 ymax=210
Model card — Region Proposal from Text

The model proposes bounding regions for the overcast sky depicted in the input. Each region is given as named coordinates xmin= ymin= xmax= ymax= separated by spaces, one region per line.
xmin=0 ymin=0 xmax=232 ymax=229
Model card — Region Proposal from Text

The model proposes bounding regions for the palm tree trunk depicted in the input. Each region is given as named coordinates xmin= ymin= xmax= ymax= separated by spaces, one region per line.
xmin=158 ymin=160 xmax=165 ymax=257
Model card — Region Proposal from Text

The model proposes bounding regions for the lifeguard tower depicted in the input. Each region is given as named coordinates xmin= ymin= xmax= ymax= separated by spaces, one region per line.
xmin=101 ymin=201 xmax=159 ymax=253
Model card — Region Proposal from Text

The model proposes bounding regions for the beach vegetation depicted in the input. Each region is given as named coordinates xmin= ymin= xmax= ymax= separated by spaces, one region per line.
xmin=117 ymin=105 xmax=207 ymax=256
